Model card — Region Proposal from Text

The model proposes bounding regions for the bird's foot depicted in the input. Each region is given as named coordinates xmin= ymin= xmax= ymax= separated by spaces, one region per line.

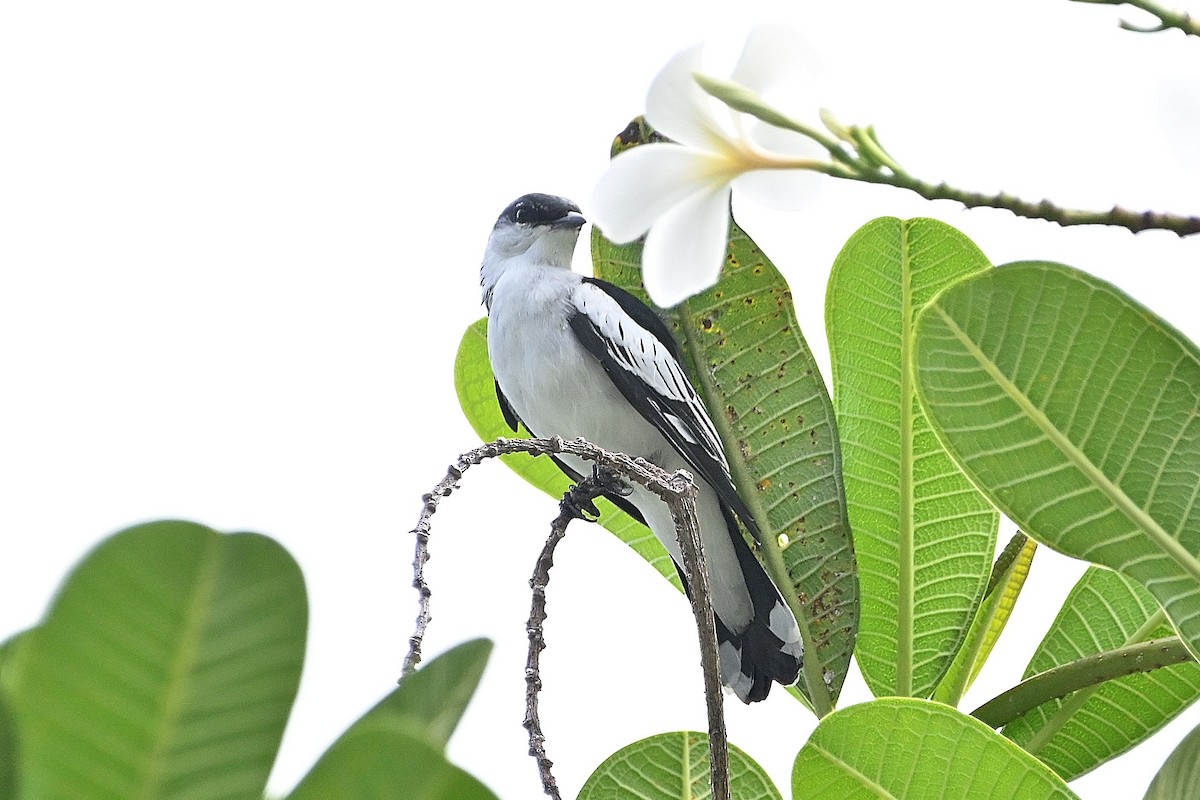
xmin=559 ymin=489 xmax=601 ymax=522
xmin=558 ymin=464 xmax=632 ymax=522
xmin=591 ymin=463 xmax=633 ymax=498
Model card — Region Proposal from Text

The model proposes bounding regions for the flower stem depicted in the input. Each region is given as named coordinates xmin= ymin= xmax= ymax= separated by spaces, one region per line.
xmin=817 ymin=123 xmax=1200 ymax=235
xmin=699 ymin=73 xmax=1200 ymax=236
xmin=852 ymin=164 xmax=1200 ymax=236
xmin=692 ymin=73 xmax=851 ymax=158
xmin=1070 ymin=0 xmax=1200 ymax=37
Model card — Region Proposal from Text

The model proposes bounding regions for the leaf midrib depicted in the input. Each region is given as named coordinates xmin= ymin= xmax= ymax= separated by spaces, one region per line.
xmin=931 ymin=305 xmax=1200 ymax=585
xmin=678 ymin=290 xmax=837 ymax=716
xmin=808 ymin=743 xmax=897 ymax=798
xmin=137 ymin=537 xmax=222 ymax=799
xmin=897 ymin=223 xmax=916 ymax=696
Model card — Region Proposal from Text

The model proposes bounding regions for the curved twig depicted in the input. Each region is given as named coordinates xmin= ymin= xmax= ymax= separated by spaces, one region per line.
xmin=403 ymin=436 xmax=731 ymax=800
xmin=523 ymin=473 xmax=618 ymax=799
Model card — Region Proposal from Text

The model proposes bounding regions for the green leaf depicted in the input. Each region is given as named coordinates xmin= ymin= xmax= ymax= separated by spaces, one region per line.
xmin=357 ymin=639 xmax=492 ymax=751
xmin=9 ymin=520 xmax=307 ymax=800
xmin=288 ymin=726 xmax=498 ymax=800
xmin=289 ymin=641 xmax=498 ymax=800
xmin=590 ymin=214 xmax=857 ymax=716
xmin=826 ymin=217 xmax=998 ymax=698
xmin=0 ymin=685 xmax=16 ymax=800
xmin=792 ymin=698 xmax=1079 ymax=799
xmin=577 ymin=731 xmax=781 ymax=800
xmin=0 ymin=631 xmax=25 ymax=799
xmin=914 ymin=262 xmax=1200 ymax=660
xmin=1002 ymin=568 xmax=1200 ymax=780
xmin=934 ymin=533 xmax=1037 ymax=705
xmin=453 ymin=318 xmax=677 ymax=590
xmin=1144 ymin=721 xmax=1200 ymax=800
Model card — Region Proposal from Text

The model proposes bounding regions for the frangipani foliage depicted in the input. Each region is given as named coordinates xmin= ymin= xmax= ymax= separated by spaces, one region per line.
xmin=0 ymin=522 xmax=500 ymax=800
xmin=452 ymin=74 xmax=1200 ymax=793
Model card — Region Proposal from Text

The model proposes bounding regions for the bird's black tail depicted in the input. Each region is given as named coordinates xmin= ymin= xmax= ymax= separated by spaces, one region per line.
xmin=677 ymin=509 xmax=803 ymax=703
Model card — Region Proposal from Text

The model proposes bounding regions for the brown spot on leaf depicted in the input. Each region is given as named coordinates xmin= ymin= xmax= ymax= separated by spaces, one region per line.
xmin=757 ymin=478 xmax=771 ymax=492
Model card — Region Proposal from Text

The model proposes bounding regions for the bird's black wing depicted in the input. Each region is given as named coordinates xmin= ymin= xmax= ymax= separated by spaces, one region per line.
xmin=495 ymin=379 xmax=521 ymax=433
xmin=494 ymin=376 xmax=647 ymax=526
xmin=568 ymin=277 xmax=761 ymax=542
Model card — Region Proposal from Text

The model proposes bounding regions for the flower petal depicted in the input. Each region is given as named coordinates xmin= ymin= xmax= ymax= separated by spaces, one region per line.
xmin=645 ymin=45 xmax=731 ymax=149
xmin=590 ymin=143 xmax=728 ymax=243
xmin=641 ymin=185 xmax=732 ymax=307
xmin=729 ymin=23 xmax=819 ymax=97
xmin=746 ymin=116 xmax=824 ymax=158
xmin=732 ymin=167 xmax=821 ymax=212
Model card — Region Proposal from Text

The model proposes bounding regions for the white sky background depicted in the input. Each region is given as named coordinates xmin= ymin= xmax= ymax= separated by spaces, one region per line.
xmin=2 ymin=0 xmax=1200 ymax=797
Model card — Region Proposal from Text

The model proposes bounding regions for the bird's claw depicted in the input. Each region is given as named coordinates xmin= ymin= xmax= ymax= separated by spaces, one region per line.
xmin=590 ymin=463 xmax=633 ymax=497
xmin=558 ymin=464 xmax=632 ymax=522
xmin=559 ymin=490 xmax=602 ymax=522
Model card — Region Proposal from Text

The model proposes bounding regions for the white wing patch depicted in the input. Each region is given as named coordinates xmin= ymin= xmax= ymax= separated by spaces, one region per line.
xmin=572 ymin=282 xmax=730 ymax=474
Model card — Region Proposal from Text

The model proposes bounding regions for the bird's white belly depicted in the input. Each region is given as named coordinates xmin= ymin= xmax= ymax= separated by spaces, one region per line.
xmin=487 ymin=276 xmax=667 ymax=465
xmin=485 ymin=267 xmax=754 ymax=630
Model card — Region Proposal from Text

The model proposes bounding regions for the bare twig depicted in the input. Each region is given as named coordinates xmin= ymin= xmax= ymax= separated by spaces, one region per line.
xmin=523 ymin=473 xmax=617 ymax=800
xmin=1070 ymin=0 xmax=1200 ymax=37
xmin=660 ymin=471 xmax=731 ymax=800
xmin=402 ymin=436 xmax=731 ymax=800
xmin=402 ymin=459 xmax=469 ymax=677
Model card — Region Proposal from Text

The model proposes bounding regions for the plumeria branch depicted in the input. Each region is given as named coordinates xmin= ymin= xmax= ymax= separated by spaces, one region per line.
xmin=970 ymin=636 xmax=1195 ymax=729
xmin=697 ymin=80 xmax=1200 ymax=237
xmin=403 ymin=436 xmax=732 ymax=800
xmin=1070 ymin=0 xmax=1200 ymax=36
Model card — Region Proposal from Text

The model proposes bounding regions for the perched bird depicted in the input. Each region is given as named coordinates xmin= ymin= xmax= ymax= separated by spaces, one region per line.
xmin=480 ymin=192 xmax=803 ymax=703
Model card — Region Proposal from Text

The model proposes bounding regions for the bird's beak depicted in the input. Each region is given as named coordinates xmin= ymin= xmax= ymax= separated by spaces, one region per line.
xmin=552 ymin=211 xmax=587 ymax=231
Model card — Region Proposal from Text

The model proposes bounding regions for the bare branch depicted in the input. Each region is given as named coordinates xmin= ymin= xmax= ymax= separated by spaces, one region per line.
xmin=403 ymin=436 xmax=731 ymax=800
xmin=402 ymin=459 xmax=469 ymax=677
xmin=523 ymin=473 xmax=619 ymax=800
xmin=661 ymin=470 xmax=731 ymax=799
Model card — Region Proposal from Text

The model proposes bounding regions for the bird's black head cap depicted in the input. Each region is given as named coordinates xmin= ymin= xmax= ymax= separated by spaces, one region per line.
xmin=497 ymin=193 xmax=583 ymax=228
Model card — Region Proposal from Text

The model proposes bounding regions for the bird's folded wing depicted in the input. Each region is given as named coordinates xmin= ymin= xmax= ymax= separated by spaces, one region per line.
xmin=569 ymin=277 xmax=762 ymax=541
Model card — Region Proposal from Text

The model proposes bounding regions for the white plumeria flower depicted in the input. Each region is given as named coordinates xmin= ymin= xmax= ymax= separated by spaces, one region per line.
xmin=591 ymin=27 xmax=826 ymax=307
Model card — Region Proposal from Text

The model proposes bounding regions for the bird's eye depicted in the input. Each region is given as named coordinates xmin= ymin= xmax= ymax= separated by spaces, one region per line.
xmin=514 ymin=206 xmax=530 ymax=224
